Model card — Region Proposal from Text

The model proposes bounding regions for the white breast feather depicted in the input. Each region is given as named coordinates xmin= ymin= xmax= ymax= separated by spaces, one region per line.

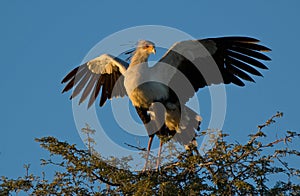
xmin=124 ymin=64 xmax=169 ymax=107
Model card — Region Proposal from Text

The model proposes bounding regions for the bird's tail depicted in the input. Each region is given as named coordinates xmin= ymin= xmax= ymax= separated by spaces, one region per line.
xmin=147 ymin=102 xmax=202 ymax=147
xmin=169 ymin=105 xmax=202 ymax=146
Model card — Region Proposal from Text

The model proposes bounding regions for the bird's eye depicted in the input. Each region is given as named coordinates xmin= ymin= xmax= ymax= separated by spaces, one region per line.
xmin=143 ymin=45 xmax=150 ymax=50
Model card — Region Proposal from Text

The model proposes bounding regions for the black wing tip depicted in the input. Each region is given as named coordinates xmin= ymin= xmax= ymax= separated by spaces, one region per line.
xmin=248 ymin=78 xmax=255 ymax=83
xmin=61 ymin=77 xmax=70 ymax=84
xmin=214 ymin=36 xmax=272 ymax=57
xmin=257 ymin=72 xmax=263 ymax=77
xmin=213 ymin=36 xmax=270 ymax=45
xmin=70 ymin=94 xmax=79 ymax=100
xmin=216 ymin=36 xmax=260 ymax=43
xmin=236 ymin=36 xmax=260 ymax=43
xmin=79 ymin=98 xmax=85 ymax=105
xmin=61 ymin=75 xmax=71 ymax=84
xmin=87 ymin=102 xmax=93 ymax=109
xmin=258 ymin=64 xmax=269 ymax=70
xmin=79 ymin=94 xmax=91 ymax=106
xmin=264 ymin=56 xmax=272 ymax=61
xmin=61 ymin=66 xmax=81 ymax=83
xmin=234 ymin=37 xmax=272 ymax=52
xmin=62 ymin=85 xmax=73 ymax=94
xmin=260 ymin=46 xmax=272 ymax=53
xmin=99 ymin=101 xmax=105 ymax=107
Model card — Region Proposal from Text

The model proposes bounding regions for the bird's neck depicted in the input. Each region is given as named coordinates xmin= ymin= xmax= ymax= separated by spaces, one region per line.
xmin=129 ymin=50 xmax=150 ymax=67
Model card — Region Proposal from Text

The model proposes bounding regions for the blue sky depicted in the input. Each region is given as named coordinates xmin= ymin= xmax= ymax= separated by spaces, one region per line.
xmin=0 ymin=0 xmax=299 ymax=180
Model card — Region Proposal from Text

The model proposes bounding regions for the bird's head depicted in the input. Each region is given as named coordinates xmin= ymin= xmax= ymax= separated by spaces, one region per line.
xmin=136 ymin=40 xmax=156 ymax=55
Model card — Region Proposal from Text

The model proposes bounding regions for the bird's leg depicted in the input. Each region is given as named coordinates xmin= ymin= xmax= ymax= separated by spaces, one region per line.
xmin=155 ymin=139 xmax=163 ymax=171
xmin=143 ymin=134 xmax=154 ymax=171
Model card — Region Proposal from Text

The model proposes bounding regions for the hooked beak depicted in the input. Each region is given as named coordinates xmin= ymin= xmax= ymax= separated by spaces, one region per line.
xmin=152 ymin=47 xmax=156 ymax=54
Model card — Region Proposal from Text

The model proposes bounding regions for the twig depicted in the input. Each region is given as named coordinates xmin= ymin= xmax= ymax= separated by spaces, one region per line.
xmin=257 ymin=112 xmax=283 ymax=130
xmin=124 ymin=143 xmax=147 ymax=151
xmin=91 ymin=171 xmax=120 ymax=186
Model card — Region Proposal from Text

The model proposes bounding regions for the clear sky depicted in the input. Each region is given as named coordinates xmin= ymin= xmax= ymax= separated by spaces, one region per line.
xmin=0 ymin=0 xmax=299 ymax=180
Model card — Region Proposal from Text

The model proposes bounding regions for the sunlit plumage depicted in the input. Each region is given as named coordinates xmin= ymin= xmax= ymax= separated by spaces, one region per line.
xmin=61 ymin=36 xmax=271 ymax=170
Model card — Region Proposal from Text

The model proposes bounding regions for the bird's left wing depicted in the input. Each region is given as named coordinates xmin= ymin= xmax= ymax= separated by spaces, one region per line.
xmin=154 ymin=37 xmax=271 ymax=103
xmin=61 ymin=54 xmax=129 ymax=108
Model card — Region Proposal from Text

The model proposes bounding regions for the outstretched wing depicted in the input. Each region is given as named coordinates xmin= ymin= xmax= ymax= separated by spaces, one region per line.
xmin=61 ymin=54 xmax=129 ymax=108
xmin=155 ymin=36 xmax=271 ymax=103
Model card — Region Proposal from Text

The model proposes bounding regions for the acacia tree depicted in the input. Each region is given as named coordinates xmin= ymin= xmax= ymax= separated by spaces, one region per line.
xmin=1 ymin=112 xmax=300 ymax=195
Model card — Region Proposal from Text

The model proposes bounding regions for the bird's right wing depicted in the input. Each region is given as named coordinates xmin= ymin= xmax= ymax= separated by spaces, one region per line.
xmin=154 ymin=37 xmax=271 ymax=103
xmin=61 ymin=54 xmax=129 ymax=108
